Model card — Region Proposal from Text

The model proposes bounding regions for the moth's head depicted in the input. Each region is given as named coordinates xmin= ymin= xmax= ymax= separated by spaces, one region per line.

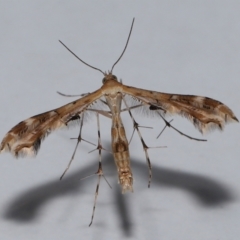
xmin=59 ymin=18 xmax=134 ymax=86
xmin=102 ymin=72 xmax=118 ymax=84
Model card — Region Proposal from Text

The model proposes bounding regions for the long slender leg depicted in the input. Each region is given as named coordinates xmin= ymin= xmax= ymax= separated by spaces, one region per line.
xmin=57 ymin=91 xmax=90 ymax=97
xmin=60 ymin=113 xmax=95 ymax=180
xmin=122 ymin=102 xmax=206 ymax=142
xmin=57 ymin=91 xmax=111 ymax=111
xmin=57 ymin=91 xmax=111 ymax=225
xmin=120 ymin=104 xmax=143 ymax=112
xmin=121 ymin=104 xmax=154 ymax=145
xmin=122 ymin=98 xmax=164 ymax=188
xmin=156 ymin=111 xmax=207 ymax=141
xmin=89 ymin=113 xmax=106 ymax=226
xmin=87 ymin=108 xmax=112 ymax=119
xmin=128 ymin=123 xmax=153 ymax=145
xmin=89 ymin=167 xmax=102 ymax=227
xmin=88 ymin=104 xmax=143 ymax=120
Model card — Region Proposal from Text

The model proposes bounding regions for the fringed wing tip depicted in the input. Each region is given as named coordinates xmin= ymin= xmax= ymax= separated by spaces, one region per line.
xmin=0 ymin=111 xmax=66 ymax=158
xmin=0 ymin=129 xmax=45 ymax=158
xmin=13 ymin=138 xmax=42 ymax=158
xmin=0 ymin=141 xmax=40 ymax=158
xmin=232 ymin=116 xmax=239 ymax=122
xmin=180 ymin=108 xmax=238 ymax=135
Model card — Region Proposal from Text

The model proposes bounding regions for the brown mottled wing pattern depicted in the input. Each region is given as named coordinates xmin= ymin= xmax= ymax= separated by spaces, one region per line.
xmin=122 ymin=85 xmax=238 ymax=133
xmin=0 ymin=89 xmax=103 ymax=157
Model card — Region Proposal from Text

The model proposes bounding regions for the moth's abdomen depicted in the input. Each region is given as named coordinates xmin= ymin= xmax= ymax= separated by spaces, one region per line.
xmin=111 ymin=118 xmax=133 ymax=193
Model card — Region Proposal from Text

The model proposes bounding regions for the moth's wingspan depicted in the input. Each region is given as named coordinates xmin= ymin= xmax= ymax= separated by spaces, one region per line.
xmin=0 ymin=89 xmax=103 ymax=157
xmin=122 ymin=85 xmax=238 ymax=133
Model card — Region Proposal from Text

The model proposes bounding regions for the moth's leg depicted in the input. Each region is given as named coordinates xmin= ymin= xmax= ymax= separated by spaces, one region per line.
xmin=57 ymin=92 xmax=111 ymax=110
xmin=57 ymin=91 xmax=109 ymax=109
xmin=60 ymin=113 xmax=95 ymax=180
xmin=120 ymin=104 xmax=151 ymax=144
xmin=87 ymin=108 xmax=112 ymax=119
xmin=89 ymin=113 xmax=111 ymax=226
xmin=88 ymin=104 xmax=143 ymax=120
xmin=57 ymin=91 xmax=90 ymax=97
xmin=120 ymin=104 xmax=143 ymax=113
xmin=122 ymin=98 xmax=158 ymax=188
xmin=156 ymin=111 xmax=206 ymax=142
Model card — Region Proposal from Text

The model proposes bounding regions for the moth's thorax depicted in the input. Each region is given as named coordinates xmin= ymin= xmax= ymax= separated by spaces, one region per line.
xmin=105 ymin=92 xmax=122 ymax=115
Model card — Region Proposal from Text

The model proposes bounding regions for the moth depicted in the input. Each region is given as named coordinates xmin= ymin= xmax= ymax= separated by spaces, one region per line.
xmin=0 ymin=19 xmax=238 ymax=225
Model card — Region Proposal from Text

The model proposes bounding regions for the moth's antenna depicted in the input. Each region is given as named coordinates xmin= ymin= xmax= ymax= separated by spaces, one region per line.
xmin=111 ymin=18 xmax=135 ymax=73
xmin=59 ymin=40 xmax=105 ymax=75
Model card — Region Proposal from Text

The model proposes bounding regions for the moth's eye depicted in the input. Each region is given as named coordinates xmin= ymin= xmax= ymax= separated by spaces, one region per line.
xmin=112 ymin=75 xmax=117 ymax=80
xmin=102 ymin=77 xmax=106 ymax=83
